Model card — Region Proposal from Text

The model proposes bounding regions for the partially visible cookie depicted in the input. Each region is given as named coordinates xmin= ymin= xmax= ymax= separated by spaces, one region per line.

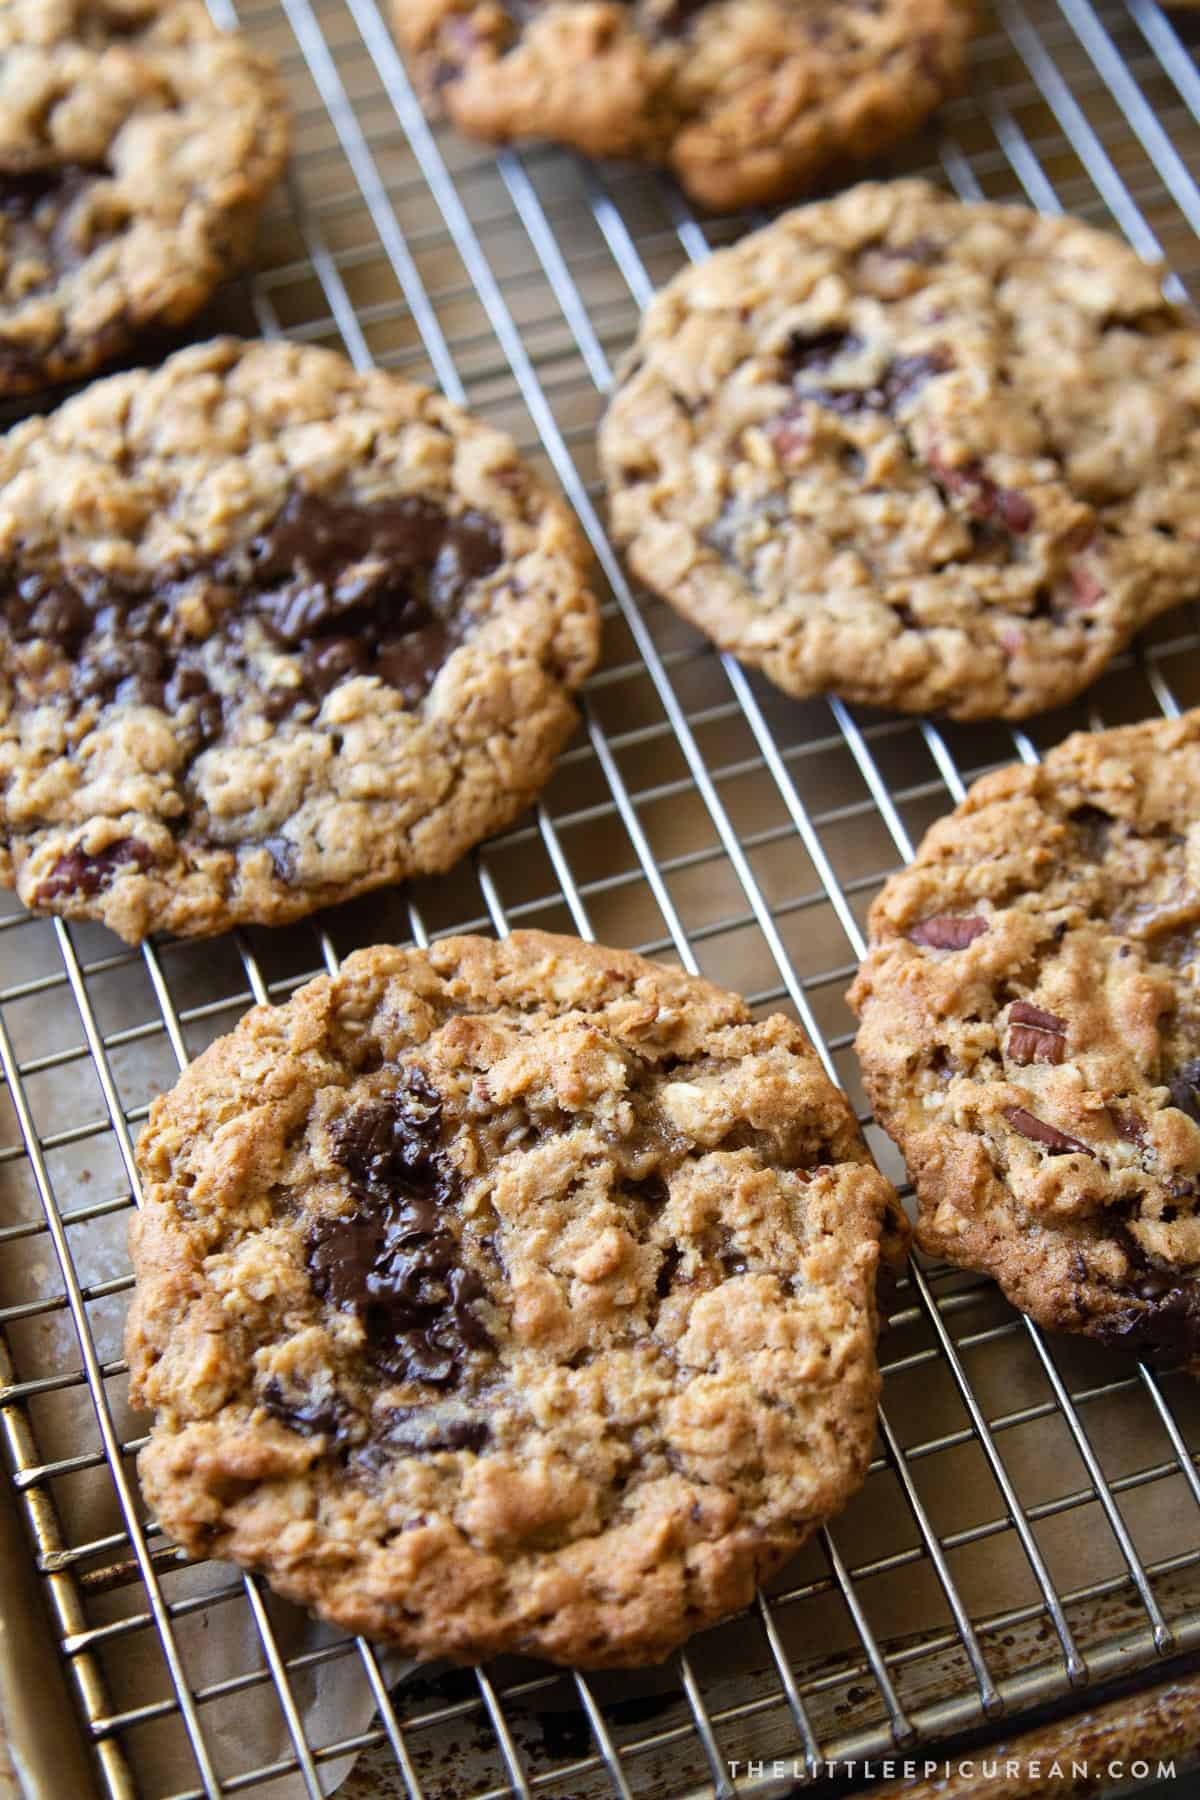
xmin=600 ymin=180 xmax=1200 ymax=721
xmin=0 ymin=338 xmax=598 ymax=942
xmin=397 ymin=0 xmax=974 ymax=213
xmin=0 ymin=0 xmax=288 ymax=393
xmin=128 ymin=930 xmax=906 ymax=1667
xmin=849 ymin=709 xmax=1200 ymax=1370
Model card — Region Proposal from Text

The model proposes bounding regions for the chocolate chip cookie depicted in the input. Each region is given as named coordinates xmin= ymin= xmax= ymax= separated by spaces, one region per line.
xmin=127 ymin=930 xmax=906 ymax=1666
xmin=0 ymin=338 xmax=598 ymax=942
xmin=600 ymin=180 xmax=1200 ymax=720
xmin=397 ymin=0 xmax=974 ymax=213
xmin=849 ymin=709 xmax=1200 ymax=1370
xmin=0 ymin=0 xmax=288 ymax=394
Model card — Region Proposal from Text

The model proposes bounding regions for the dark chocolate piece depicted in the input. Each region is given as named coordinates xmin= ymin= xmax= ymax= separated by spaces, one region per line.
xmin=1068 ymin=804 xmax=1115 ymax=860
xmin=1004 ymin=1106 xmax=1094 ymax=1158
xmin=1 ymin=492 xmax=504 ymax=747
xmin=788 ymin=346 xmax=953 ymax=419
xmin=1109 ymin=1108 xmax=1147 ymax=1146
xmin=1168 ymin=1059 xmax=1200 ymax=1126
xmin=261 ymin=1378 xmax=348 ymax=1439
xmin=0 ymin=163 xmax=108 ymax=289
xmin=655 ymin=1244 xmax=684 ymax=1297
xmin=378 ymin=1407 xmax=491 ymax=1454
xmin=309 ymin=1073 xmax=493 ymax=1390
xmin=784 ymin=327 xmax=863 ymax=375
xmin=1091 ymin=1234 xmax=1200 ymax=1367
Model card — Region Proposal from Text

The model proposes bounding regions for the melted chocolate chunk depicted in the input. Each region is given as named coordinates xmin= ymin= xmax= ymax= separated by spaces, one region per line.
xmin=0 ymin=163 xmax=106 ymax=284
xmin=1004 ymin=1106 xmax=1094 ymax=1158
xmin=377 ymin=1407 xmax=491 ymax=1455
xmin=908 ymin=914 xmax=987 ymax=950
xmin=1093 ymin=1285 xmax=1200 ymax=1365
xmin=330 ymin=1070 xmax=445 ymax=1194
xmin=1 ymin=492 xmax=504 ymax=750
xmin=249 ymin=491 xmax=501 ymax=701
xmin=12 ymin=581 xmax=92 ymax=650
xmin=1109 ymin=1108 xmax=1147 ymax=1147
xmin=34 ymin=836 xmax=154 ymax=904
xmin=792 ymin=346 xmax=953 ymax=419
xmin=632 ymin=1171 xmax=669 ymax=1207
xmin=1068 ymin=804 xmax=1115 ymax=860
xmin=784 ymin=327 xmax=862 ymax=375
xmin=1092 ymin=1234 xmax=1200 ymax=1366
xmin=261 ymin=1378 xmax=348 ymax=1439
xmin=1168 ymin=1059 xmax=1200 ymax=1126
xmin=309 ymin=1074 xmax=493 ymax=1391
xmin=655 ymin=1244 xmax=684 ymax=1298
xmin=1 ymin=164 xmax=94 ymax=215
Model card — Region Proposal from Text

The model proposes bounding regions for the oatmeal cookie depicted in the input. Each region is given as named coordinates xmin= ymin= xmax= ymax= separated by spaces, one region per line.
xmin=0 ymin=0 xmax=289 ymax=393
xmin=128 ymin=930 xmax=907 ymax=1666
xmin=849 ymin=709 xmax=1200 ymax=1369
xmin=600 ymin=180 xmax=1200 ymax=720
xmin=0 ymin=338 xmax=598 ymax=941
xmin=397 ymin=0 xmax=974 ymax=213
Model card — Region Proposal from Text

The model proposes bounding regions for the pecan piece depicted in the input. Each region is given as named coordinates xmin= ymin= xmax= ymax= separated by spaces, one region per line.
xmin=34 ymin=837 xmax=155 ymax=903
xmin=908 ymin=914 xmax=987 ymax=950
xmin=765 ymin=401 xmax=811 ymax=463
xmin=1004 ymin=1106 xmax=1095 ymax=1158
xmin=997 ymin=488 xmax=1034 ymax=533
xmin=1007 ymin=1000 xmax=1067 ymax=1066
xmin=1067 ymin=561 xmax=1105 ymax=609
xmin=932 ymin=457 xmax=1034 ymax=534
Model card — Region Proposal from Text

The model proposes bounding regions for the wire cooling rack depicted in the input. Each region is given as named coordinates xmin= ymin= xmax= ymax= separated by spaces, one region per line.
xmin=3 ymin=1 xmax=1200 ymax=1796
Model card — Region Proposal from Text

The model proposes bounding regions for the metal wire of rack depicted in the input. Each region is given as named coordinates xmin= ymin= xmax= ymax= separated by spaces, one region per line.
xmin=3 ymin=2 xmax=1200 ymax=1797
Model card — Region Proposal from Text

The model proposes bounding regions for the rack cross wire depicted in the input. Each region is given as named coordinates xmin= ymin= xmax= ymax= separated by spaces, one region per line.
xmin=2 ymin=2 xmax=1200 ymax=1796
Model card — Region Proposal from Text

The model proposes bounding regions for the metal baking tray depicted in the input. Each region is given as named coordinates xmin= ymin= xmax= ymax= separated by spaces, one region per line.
xmin=2 ymin=1 xmax=1200 ymax=1795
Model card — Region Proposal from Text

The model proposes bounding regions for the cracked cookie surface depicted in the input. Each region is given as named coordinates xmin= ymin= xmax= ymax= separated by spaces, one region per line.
xmin=849 ymin=709 xmax=1200 ymax=1370
xmin=0 ymin=338 xmax=598 ymax=941
xmin=0 ymin=0 xmax=288 ymax=393
xmin=128 ymin=930 xmax=906 ymax=1666
xmin=396 ymin=0 xmax=973 ymax=212
xmin=599 ymin=181 xmax=1200 ymax=720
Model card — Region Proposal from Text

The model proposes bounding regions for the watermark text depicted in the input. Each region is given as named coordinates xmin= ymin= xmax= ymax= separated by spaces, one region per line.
xmin=726 ymin=1758 xmax=1178 ymax=1784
